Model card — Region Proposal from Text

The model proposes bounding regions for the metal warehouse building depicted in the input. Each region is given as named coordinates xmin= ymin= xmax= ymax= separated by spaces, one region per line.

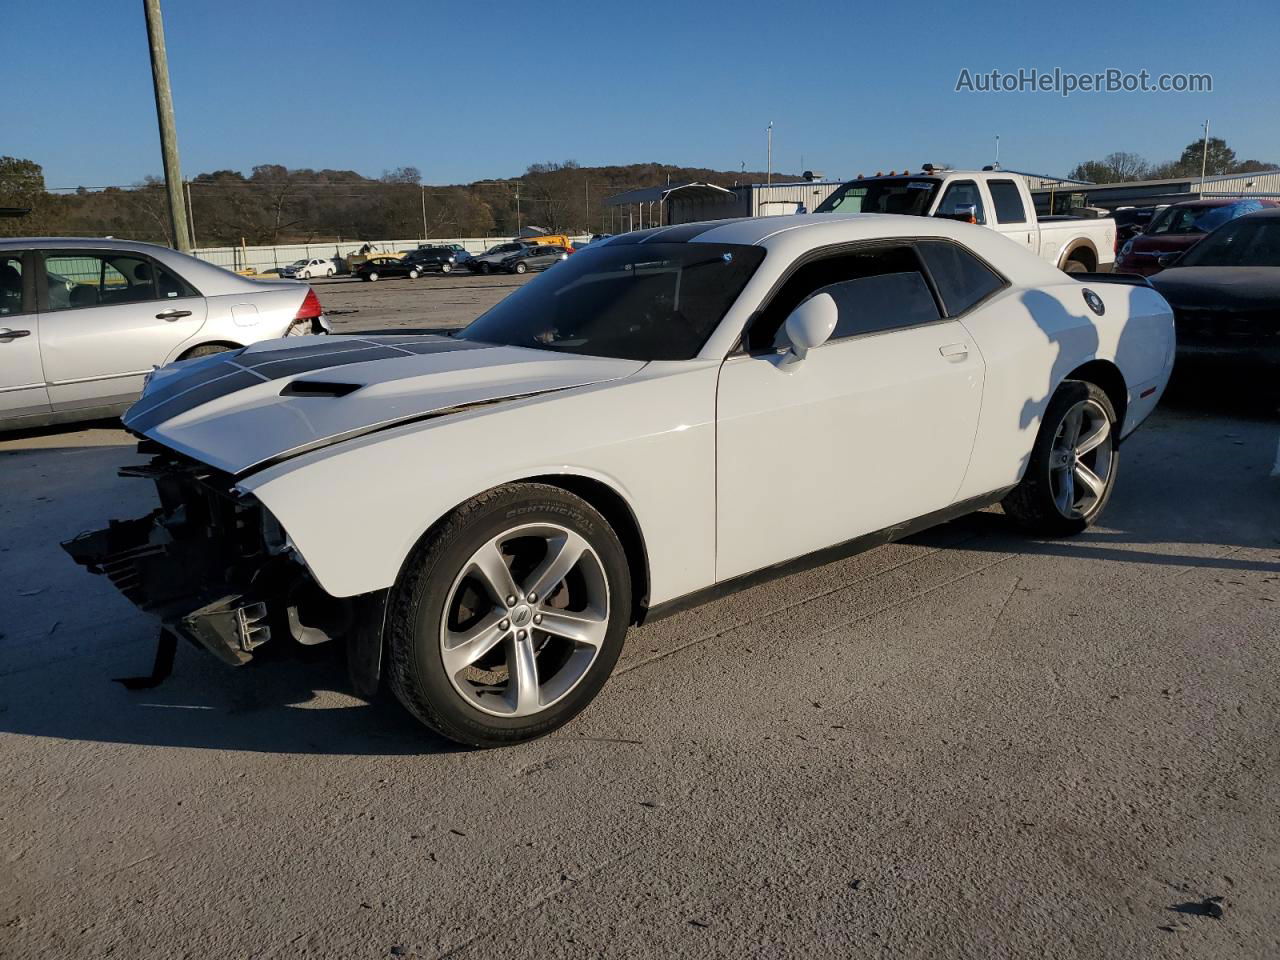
xmin=605 ymin=178 xmax=845 ymax=229
xmin=1025 ymin=170 xmax=1280 ymax=214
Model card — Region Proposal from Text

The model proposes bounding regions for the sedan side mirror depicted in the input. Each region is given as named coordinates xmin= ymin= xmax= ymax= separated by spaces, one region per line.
xmin=781 ymin=292 xmax=838 ymax=367
xmin=1157 ymin=252 xmax=1182 ymax=269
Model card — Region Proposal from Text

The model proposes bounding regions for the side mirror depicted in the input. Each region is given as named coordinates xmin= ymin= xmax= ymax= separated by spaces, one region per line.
xmin=781 ymin=293 xmax=838 ymax=367
xmin=1157 ymin=252 xmax=1181 ymax=269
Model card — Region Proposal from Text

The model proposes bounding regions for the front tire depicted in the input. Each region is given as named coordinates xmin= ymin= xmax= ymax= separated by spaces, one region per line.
xmin=387 ymin=483 xmax=631 ymax=747
xmin=367 ymin=271 xmax=379 ymax=282
xmin=440 ymin=262 xmax=452 ymax=274
xmin=514 ymin=261 xmax=528 ymax=274
xmin=478 ymin=262 xmax=491 ymax=275
xmin=1002 ymin=380 xmax=1119 ymax=536
xmin=408 ymin=268 xmax=420 ymax=279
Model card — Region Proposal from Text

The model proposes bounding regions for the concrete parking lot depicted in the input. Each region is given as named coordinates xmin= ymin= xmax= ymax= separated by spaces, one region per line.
xmin=1 ymin=279 xmax=1278 ymax=958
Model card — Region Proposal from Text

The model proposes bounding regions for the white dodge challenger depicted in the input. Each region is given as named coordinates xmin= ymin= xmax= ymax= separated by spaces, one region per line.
xmin=65 ymin=214 xmax=1175 ymax=746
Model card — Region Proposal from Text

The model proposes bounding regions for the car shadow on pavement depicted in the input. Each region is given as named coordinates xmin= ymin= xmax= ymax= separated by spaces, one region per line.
xmin=0 ymin=641 xmax=462 ymax=756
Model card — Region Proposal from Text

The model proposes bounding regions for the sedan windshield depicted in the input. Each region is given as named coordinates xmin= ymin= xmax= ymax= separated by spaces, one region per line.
xmin=814 ymin=177 xmax=941 ymax=216
xmin=458 ymin=242 xmax=766 ymax=361
xmin=1180 ymin=218 xmax=1280 ymax=267
xmin=1147 ymin=201 xmax=1265 ymax=236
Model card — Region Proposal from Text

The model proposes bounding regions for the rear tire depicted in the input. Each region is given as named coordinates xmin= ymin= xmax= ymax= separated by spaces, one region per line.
xmin=441 ymin=262 xmax=452 ymax=274
xmin=178 ymin=343 xmax=235 ymax=361
xmin=1063 ymin=259 xmax=1089 ymax=274
xmin=387 ymin=483 xmax=631 ymax=747
xmin=1002 ymin=380 xmax=1119 ymax=536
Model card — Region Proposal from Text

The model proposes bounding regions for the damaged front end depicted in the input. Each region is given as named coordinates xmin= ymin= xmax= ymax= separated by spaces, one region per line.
xmin=62 ymin=440 xmax=368 ymax=677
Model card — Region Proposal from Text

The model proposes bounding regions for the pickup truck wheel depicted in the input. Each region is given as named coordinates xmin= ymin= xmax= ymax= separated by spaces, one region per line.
xmin=388 ymin=483 xmax=631 ymax=747
xmin=1063 ymin=259 xmax=1089 ymax=274
xmin=1002 ymin=380 xmax=1119 ymax=536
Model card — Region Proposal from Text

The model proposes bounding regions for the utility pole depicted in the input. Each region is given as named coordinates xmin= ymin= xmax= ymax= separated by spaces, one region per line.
xmin=184 ymin=180 xmax=196 ymax=248
xmin=142 ymin=0 xmax=191 ymax=252
xmin=1199 ymin=119 xmax=1210 ymax=188
xmin=767 ymin=121 xmax=773 ymax=185
xmin=420 ymin=184 xmax=428 ymax=240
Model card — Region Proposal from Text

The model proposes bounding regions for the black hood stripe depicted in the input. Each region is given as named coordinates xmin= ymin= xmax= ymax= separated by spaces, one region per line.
xmin=124 ymin=335 xmax=491 ymax=434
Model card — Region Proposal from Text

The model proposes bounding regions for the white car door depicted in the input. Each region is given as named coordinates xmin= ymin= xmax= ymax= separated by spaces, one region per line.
xmin=0 ymin=251 xmax=51 ymax=422
xmin=986 ymin=178 xmax=1038 ymax=254
xmin=715 ymin=242 xmax=985 ymax=582
xmin=39 ymin=250 xmax=208 ymax=412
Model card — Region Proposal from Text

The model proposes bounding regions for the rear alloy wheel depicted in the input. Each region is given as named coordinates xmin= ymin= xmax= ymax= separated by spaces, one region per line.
xmin=1002 ymin=380 xmax=1119 ymax=536
xmin=1064 ymin=259 xmax=1089 ymax=274
xmin=388 ymin=484 xmax=630 ymax=747
xmin=440 ymin=262 xmax=452 ymax=274
xmin=514 ymin=261 xmax=528 ymax=274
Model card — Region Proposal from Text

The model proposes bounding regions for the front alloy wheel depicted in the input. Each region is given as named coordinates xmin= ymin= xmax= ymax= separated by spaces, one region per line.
xmin=388 ymin=484 xmax=630 ymax=746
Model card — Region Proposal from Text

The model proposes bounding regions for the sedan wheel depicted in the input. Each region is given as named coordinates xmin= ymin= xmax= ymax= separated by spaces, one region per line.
xmin=368 ymin=271 xmax=379 ymax=282
xmin=388 ymin=484 xmax=630 ymax=747
xmin=409 ymin=268 xmax=420 ymax=279
xmin=1002 ymin=380 xmax=1119 ymax=535
xmin=514 ymin=261 xmax=528 ymax=274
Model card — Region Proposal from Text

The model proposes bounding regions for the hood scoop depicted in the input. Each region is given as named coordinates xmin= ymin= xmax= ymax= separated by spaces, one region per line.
xmin=280 ymin=380 xmax=361 ymax=398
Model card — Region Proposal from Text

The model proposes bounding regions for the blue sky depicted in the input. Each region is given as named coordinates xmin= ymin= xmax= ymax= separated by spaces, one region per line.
xmin=9 ymin=0 xmax=1280 ymax=189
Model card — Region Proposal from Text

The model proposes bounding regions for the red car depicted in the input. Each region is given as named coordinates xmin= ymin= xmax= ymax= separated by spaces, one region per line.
xmin=1114 ymin=198 xmax=1280 ymax=276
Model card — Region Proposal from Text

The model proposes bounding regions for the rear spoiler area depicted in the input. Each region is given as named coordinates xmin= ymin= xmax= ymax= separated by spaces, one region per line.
xmin=1072 ymin=273 xmax=1152 ymax=287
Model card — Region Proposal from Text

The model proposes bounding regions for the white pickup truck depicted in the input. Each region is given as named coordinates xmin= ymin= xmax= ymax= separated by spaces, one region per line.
xmin=815 ymin=167 xmax=1115 ymax=273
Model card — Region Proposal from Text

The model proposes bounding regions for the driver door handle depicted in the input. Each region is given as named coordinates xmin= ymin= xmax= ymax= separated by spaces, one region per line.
xmin=156 ymin=309 xmax=192 ymax=321
xmin=0 ymin=328 xmax=31 ymax=339
xmin=939 ymin=342 xmax=969 ymax=362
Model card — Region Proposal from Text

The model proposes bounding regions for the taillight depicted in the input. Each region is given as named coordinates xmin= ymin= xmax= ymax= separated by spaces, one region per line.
xmin=295 ymin=287 xmax=323 ymax=320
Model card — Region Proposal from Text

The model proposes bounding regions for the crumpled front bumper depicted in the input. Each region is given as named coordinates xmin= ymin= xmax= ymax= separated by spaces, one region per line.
xmin=62 ymin=514 xmax=274 ymax=666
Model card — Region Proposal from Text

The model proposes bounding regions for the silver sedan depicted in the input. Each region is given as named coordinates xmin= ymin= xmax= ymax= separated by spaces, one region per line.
xmin=0 ymin=238 xmax=330 ymax=432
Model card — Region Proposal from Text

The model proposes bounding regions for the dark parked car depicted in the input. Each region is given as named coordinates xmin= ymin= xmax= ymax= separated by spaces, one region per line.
xmin=1149 ymin=208 xmax=1280 ymax=368
xmin=355 ymin=255 xmax=422 ymax=282
xmin=404 ymin=246 xmax=470 ymax=274
xmin=1114 ymin=198 xmax=1279 ymax=277
xmin=500 ymin=245 xmax=569 ymax=274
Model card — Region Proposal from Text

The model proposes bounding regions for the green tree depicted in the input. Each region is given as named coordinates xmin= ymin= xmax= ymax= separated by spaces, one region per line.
xmin=0 ymin=156 xmax=48 ymax=236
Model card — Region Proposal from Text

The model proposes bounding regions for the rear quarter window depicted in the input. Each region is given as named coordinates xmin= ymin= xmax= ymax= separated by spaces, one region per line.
xmin=916 ymin=241 xmax=1006 ymax=316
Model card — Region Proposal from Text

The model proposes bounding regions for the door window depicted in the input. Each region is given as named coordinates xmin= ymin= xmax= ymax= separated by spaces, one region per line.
xmin=1 ymin=255 xmax=26 ymax=316
xmin=916 ymin=240 xmax=1006 ymax=316
xmin=41 ymin=252 xmax=197 ymax=311
xmin=747 ymin=244 xmax=941 ymax=351
xmin=937 ymin=181 xmax=986 ymax=224
xmin=988 ymin=180 xmax=1027 ymax=224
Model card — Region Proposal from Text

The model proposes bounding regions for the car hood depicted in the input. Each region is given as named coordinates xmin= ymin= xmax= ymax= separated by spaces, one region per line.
xmin=1149 ymin=266 xmax=1280 ymax=309
xmin=123 ymin=334 xmax=647 ymax=475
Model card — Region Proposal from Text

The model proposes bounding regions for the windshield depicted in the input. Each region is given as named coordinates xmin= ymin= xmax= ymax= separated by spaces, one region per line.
xmin=458 ymin=242 xmax=765 ymax=361
xmin=289 ymin=260 xmax=307 ymax=267
xmin=1180 ymin=218 xmax=1280 ymax=267
xmin=1147 ymin=201 xmax=1265 ymax=236
xmin=815 ymin=177 xmax=941 ymax=216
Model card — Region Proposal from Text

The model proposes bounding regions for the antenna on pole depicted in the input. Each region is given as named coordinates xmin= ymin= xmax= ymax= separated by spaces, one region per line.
xmin=767 ymin=121 xmax=774 ymax=185
xmin=1199 ymin=119 xmax=1210 ymax=188
xmin=995 ymin=134 xmax=1000 ymax=167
